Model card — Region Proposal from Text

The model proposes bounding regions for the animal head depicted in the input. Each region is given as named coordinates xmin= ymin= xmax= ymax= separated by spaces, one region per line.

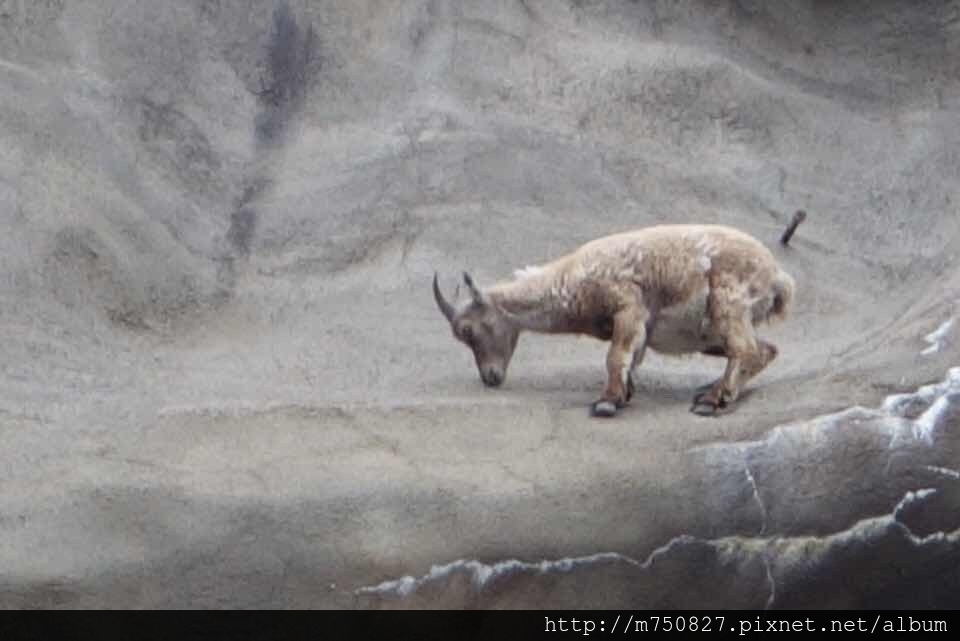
xmin=433 ymin=272 xmax=519 ymax=387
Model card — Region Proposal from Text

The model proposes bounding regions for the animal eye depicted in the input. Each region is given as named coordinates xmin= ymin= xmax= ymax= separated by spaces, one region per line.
xmin=460 ymin=326 xmax=474 ymax=343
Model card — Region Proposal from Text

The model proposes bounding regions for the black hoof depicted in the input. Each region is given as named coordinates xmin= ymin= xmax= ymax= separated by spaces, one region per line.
xmin=691 ymin=389 xmax=733 ymax=416
xmin=690 ymin=400 xmax=719 ymax=416
xmin=590 ymin=400 xmax=619 ymax=418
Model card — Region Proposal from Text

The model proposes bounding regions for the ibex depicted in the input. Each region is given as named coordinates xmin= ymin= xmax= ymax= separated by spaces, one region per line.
xmin=433 ymin=224 xmax=795 ymax=417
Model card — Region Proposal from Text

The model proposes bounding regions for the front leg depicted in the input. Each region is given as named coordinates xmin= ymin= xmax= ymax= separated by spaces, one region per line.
xmin=626 ymin=342 xmax=647 ymax=402
xmin=591 ymin=307 xmax=648 ymax=418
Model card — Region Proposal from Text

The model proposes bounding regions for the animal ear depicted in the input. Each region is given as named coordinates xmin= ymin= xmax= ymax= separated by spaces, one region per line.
xmin=463 ymin=272 xmax=486 ymax=305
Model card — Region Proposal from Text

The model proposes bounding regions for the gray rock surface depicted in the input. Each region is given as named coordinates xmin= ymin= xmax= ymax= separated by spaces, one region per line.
xmin=1 ymin=0 xmax=958 ymax=608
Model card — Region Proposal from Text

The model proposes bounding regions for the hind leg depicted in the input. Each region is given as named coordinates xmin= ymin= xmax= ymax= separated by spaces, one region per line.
xmin=691 ymin=288 xmax=778 ymax=416
xmin=695 ymin=341 xmax=777 ymax=395
xmin=692 ymin=336 xmax=778 ymax=415
xmin=740 ymin=340 xmax=778 ymax=381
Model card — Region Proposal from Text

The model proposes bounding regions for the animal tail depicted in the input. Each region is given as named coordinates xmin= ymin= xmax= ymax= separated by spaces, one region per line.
xmin=768 ymin=268 xmax=795 ymax=323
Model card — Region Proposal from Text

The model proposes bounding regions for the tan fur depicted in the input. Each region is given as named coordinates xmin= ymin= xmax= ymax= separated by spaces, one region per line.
xmin=435 ymin=224 xmax=795 ymax=416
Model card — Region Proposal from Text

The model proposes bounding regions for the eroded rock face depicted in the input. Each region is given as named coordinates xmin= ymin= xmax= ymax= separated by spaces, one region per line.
xmin=1 ymin=1 xmax=959 ymax=608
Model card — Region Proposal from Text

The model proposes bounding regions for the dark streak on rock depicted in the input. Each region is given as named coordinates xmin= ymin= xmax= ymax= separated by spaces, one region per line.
xmin=253 ymin=2 xmax=320 ymax=147
xmin=221 ymin=2 xmax=320 ymax=288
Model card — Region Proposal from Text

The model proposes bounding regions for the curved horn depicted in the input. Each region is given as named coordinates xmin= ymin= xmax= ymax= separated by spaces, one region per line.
xmin=463 ymin=271 xmax=486 ymax=305
xmin=433 ymin=272 xmax=455 ymax=322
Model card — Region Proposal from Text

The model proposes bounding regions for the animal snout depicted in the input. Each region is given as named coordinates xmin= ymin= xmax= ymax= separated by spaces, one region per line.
xmin=481 ymin=368 xmax=504 ymax=387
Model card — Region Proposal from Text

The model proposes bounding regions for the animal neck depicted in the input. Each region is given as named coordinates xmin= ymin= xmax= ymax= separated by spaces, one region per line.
xmin=484 ymin=271 xmax=571 ymax=334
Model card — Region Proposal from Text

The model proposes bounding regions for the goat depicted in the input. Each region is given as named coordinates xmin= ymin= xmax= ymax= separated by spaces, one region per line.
xmin=433 ymin=224 xmax=795 ymax=417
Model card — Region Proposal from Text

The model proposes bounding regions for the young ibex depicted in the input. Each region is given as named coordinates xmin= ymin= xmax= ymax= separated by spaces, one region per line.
xmin=433 ymin=224 xmax=795 ymax=417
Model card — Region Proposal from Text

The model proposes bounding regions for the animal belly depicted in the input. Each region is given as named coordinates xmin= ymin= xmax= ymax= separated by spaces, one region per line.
xmin=647 ymin=295 xmax=717 ymax=354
